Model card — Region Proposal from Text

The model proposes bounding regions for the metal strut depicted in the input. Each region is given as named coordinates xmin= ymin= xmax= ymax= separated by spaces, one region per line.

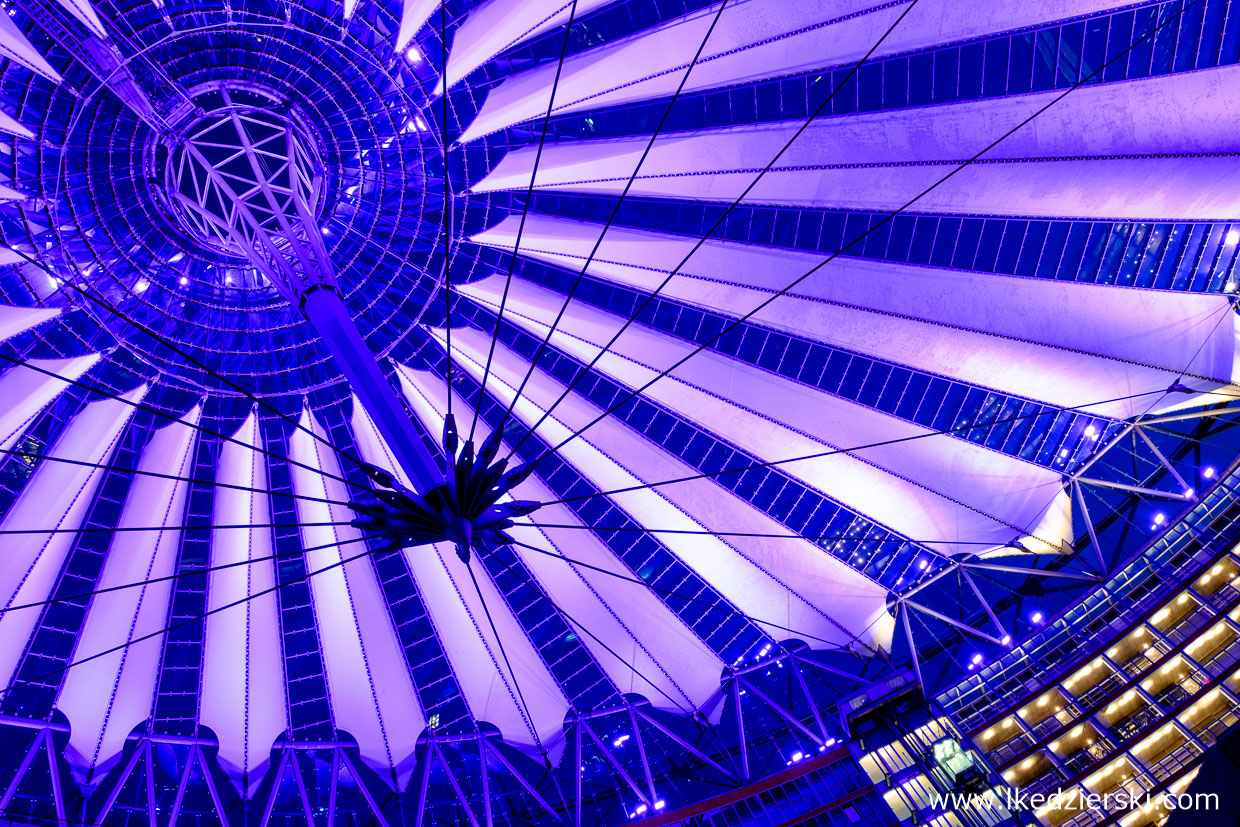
xmin=348 ymin=414 xmax=542 ymax=559
xmin=163 ymin=97 xmax=445 ymax=493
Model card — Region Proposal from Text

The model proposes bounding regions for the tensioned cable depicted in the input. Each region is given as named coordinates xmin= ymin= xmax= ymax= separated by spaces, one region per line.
xmin=0 ymin=521 xmax=356 ymax=537
xmin=518 ymin=0 xmax=1203 ymax=466
xmin=444 ymin=329 xmax=1126 ymax=575
xmin=5 ymin=239 xmax=376 ymax=489
xmin=1143 ymin=424 xmax=1240 ymax=453
xmin=462 ymin=558 xmax=544 ymax=753
xmin=499 ymin=0 xmax=925 ymax=463
xmin=0 ymin=447 xmax=355 ymax=509
xmin=439 ymin=4 xmax=455 ymax=424
xmin=482 ymin=542 xmax=697 ymax=715
xmin=1051 ymin=303 xmax=1240 ymax=570
xmin=482 ymin=0 xmax=729 ymax=446
xmin=522 ymin=523 xmax=998 ymax=545
xmin=0 ymin=535 xmax=385 ymax=698
xmin=0 ymin=352 xmax=365 ymax=493
xmin=508 ymin=538 xmax=860 ymax=651
xmin=0 ymin=534 xmax=372 ymax=618
xmin=528 ymin=517 xmax=1102 ymax=585
xmin=1129 ymin=300 xmax=1238 ymax=424
xmin=537 ymin=388 xmax=1170 ymax=506
xmin=444 ymin=370 xmax=1096 ymax=600
xmin=467 ymin=0 xmax=586 ymax=444
xmin=527 ymin=518 xmax=1100 ymax=582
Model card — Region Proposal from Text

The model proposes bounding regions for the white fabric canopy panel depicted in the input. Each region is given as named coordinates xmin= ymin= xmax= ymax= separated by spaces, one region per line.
xmin=0 ymin=248 xmax=28 ymax=267
xmin=397 ymin=0 xmax=441 ymax=50
xmin=0 ymin=386 xmax=146 ymax=697
xmin=289 ymin=409 xmax=425 ymax=789
xmin=428 ymin=325 xmax=896 ymax=654
xmin=0 ymin=108 xmax=34 ymax=139
xmin=0 ymin=12 xmax=62 ymax=83
xmin=459 ymin=0 xmax=1139 ymax=142
xmin=469 ymin=215 xmax=1240 ymax=418
xmin=0 ymin=355 xmax=101 ymax=453
xmin=58 ymin=405 xmax=199 ymax=783
xmin=392 ymin=370 xmax=727 ymax=718
xmin=55 ymin=0 xmax=108 ymax=38
xmin=437 ymin=0 xmax=621 ymax=94
xmin=201 ymin=411 xmax=288 ymax=797
xmin=457 ymin=277 xmax=1073 ymax=556
xmin=471 ymin=65 xmax=1240 ymax=221
xmin=349 ymin=396 xmax=571 ymax=756
xmin=0 ymin=305 xmax=59 ymax=343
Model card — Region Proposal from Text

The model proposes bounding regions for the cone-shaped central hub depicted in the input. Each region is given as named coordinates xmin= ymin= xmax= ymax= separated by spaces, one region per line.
xmin=167 ymin=105 xmax=326 ymax=258
xmin=349 ymin=415 xmax=542 ymax=560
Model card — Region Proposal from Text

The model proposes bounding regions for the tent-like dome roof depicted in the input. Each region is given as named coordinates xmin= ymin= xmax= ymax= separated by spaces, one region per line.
xmin=0 ymin=0 xmax=1237 ymax=823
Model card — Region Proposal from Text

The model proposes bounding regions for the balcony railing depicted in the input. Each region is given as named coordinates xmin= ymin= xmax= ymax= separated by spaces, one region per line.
xmin=1025 ymin=771 xmax=1068 ymax=797
xmin=1062 ymin=742 xmax=1115 ymax=776
xmin=1200 ymin=584 xmax=1240 ymax=612
xmin=1118 ymin=653 xmax=1162 ymax=678
xmin=1110 ymin=707 xmax=1162 ymax=744
xmin=1145 ymin=741 xmax=1204 ymax=784
xmin=1163 ymin=614 xmax=1208 ymax=647
xmin=1196 ymin=711 xmax=1240 ymax=748
xmin=1059 ymin=805 xmax=1107 ymax=827
xmin=1074 ymin=674 xmax=1127 ymax=710
xmin=1028 ymin=707 xmax=1082 ymax=740
xmin=1198 ymin=641 xmax=1240 ymax=676
xmin=938 ymin=475 xmax=1240 ymax=732
xmin=988 ymin=733 xmax=1037 ymax=766
xmin=1155 ymin=684 xmax=1190 ymax=709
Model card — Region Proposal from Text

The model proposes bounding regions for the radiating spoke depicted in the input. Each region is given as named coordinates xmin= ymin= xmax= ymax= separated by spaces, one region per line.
xmin=536 ymin=388 xmax=1164 ymax=507
xmin=509 ymin=539 xmax=851 ymax=651
xmin=526 ymin=1 xmax=1199 ymax=463
xmin=483 ymin=541 xmax=695 ymax=713
xmin=0 ymin=534 xmax=372 ymax=617
xmin=440 ymin=3 xmax=456 ymax=424
xmin=0 ymin=446 xmax=354 ymax=509
xmin=0 ymin=521 xmax=356 ymax=537
xmin=0 ymin=534 xmax=387 ymax=698
xmin=485 ymin=0 xmax=731 ymax=451
xmin=499 ymin=0 xmax=926 ymax=464
xmin=462 ymin=557 xmax=546 ymax=752
xmin=0 ymin=351 xmax=371 ymax=493
xmin=468 ymin=0 xmax=587 ymax=443
xmin=523 ymin=522 xmax=997 ymax=546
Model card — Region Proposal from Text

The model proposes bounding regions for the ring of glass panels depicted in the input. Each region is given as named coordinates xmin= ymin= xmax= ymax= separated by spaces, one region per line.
xmin=0 ymin=0 xmax=490 ymax=396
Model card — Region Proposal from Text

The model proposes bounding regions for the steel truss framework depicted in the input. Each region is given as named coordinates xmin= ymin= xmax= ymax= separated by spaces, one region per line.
xmin=0 ymin=0 xmax=1238 ymax=823
xmin=3 ymin=412 xmax=1238 ymax=827
xmin=0 ymin=644 xmax=879 ymax=825
xmin=893 ymin=397 xmax=1240 ymax=698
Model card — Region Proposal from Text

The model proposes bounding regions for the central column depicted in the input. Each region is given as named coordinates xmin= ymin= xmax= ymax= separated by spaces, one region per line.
xmin=166 ymin=101 xmax=444 ymax=493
